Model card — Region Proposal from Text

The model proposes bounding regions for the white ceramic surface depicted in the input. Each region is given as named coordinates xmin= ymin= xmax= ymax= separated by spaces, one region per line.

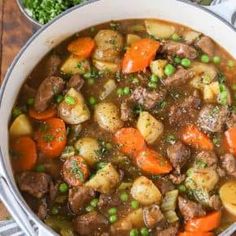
xmin=0 ymin=0 xmax=236 ymax=235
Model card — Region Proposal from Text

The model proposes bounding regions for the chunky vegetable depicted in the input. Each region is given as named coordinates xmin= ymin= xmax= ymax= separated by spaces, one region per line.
xmin=99 ymin=79 xmax=117 ymax=100
xmin=93 ymin=60 xmax=120 ymax=73
xmin=29 ymin=107 xmax=57 ymax=120
xmin=150 ymin=59 xmax=167 ymax=78
xmin=183 ymin=30 xmax=201 ymax=44
xmin=126 ymin=34 xmax=142 ymax=46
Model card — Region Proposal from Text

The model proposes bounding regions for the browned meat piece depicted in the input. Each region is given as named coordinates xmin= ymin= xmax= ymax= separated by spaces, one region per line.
xmin=226 ymin=113 xmax=236 ymax=129
xmin=34 ymin=76 xmax=65 ymax=112
xmin=131 ymin=86 xmax=166 ymax=110
xmin=17 ymin=172 xmax=51 ymax=198
xmin=37 ymin=199 xmax=47 ymax=220
xmin=178 ymin=196 xmax=206 ymax=221
xmin=69 ymin=186 xmax=95 ymax=214
xmin=169 ymin=95 xmax=201 ymax=126
xmin=220 ymin=153 xmax=236 ymax=177
xmin=169 ymin=173 xmax=186 ymax=185
xmin=195 ymin=36 xmax=215 ymax=56
xmin=73 ymin=211 xmax=108 ymax=236
xmin=198 ymin=105 xmax=229 ymax=133
xmin=161 ymin=41 xmax=198 ymax=59
xmin=120 ymin=102 xmax=134 ymax=121
xmin=143 ymin=205 xmax=164 ymax=229
xmin=157 ymin=224 xmax=179 ymax=236
xmin=67 ymin=74 xmax=84 ymax=91
xmin=167 ymin=141 xmax=191 ymax=173
xmin=46 ymin=54 xmax=62 ymax=76
xmin=155 ymin=178 xmax=175 ymax=195
xmin=216 ymin=167 xmax=226 ymax=178
xmin=209 ymin=195 xmax=222 ymax=210
xmin=164 ymin=68 xmax=194 ymax=87
xmin=195 ymin=151 xmax=218 ymax=168
xmin=98 ymin=192 xmax=121 ymax=214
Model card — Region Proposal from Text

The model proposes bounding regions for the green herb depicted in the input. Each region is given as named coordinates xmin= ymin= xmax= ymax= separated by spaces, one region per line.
xmin=96 ymin=140 xmax=112 ymax=157
xmin=83 ymin=67 xmax=100 ymax=79
xmin=213 ymin=135 xmax=221 ymax=147
xmin=35 ymin=164 xmax=45 ymax=172
xmin=217 ymin=73 xmax=226 ymax=84
xmin=27 ymin=98 xmax=35 ymax=106
xmin=55 ymin=95 xmax=64 ymax=104
xmin=195 ymin=159 xmax=208 ymax=168
xmin=166 ymin=134 xmax=176 ymax=144
xmin=43 ymin=134 xmax=54 ymax=142
xmin=71 ymin=160 xmax=84 ymax=181
xmin=51 ymin=206 xmax=59 ymax=215
xmin=133 ymin=104 xmax=143 ymax=115
xmin=85 ymin=205 xmax=94 ymax=212
xmin=110 ymin=21 xmax=120 ymax=31
xmin=96 ymin=162 xmax=108 ymax=170
xmin=12 ymin=107 xmax=22 ymax=118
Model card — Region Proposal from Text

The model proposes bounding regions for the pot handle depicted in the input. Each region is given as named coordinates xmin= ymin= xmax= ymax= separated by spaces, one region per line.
xmin=0 ymin=177 xmax=37 ymax=236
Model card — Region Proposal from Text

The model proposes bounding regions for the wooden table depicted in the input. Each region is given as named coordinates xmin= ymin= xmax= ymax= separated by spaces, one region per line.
xmin=0 ymin=0 xmax=39 ymax=220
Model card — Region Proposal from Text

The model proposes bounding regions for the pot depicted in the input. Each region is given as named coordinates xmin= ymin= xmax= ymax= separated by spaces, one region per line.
xmin=1 ymin=0 xmax=236 ymax=235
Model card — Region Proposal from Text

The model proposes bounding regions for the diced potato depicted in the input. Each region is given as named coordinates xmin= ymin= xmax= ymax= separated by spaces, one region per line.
xmin=137 ymin=111 xmax=163 ymax=144
xmin=9 ymin=114 xmax=32 ymax=137
xmin=145 ymin=20 xmax=176 ymax=39
xmin=94 ymin=102 xmax=123 ymax=133
xmin=210 ymin=81 xmax=220 ymax=95
xmin=203 ymin=84 xmax=215 ymax=102
xmin=93 ymin=60 xmax=120 ymax=73
xmin=61 ymin=55 xmax=90 ymax=75
xmin=85 ymin=163 xmax=120 ymax=193
xmin=126 ymin=34 xmax=141 ymax=46
xmin=58 ymin=88 xmax=90 ymax=125
xmin=190 ymin=76 xmax=204 ymax=90
xmin=131 ymin=176 xmax=162 ymax=205
xmin=75 ymin=137 xmax=100 ymax=166
xmin=100 ymin=79 xmax=117 ymax=100
xmin=219 ymin=181 xmax=236 ymax=216
xmin=150 ymin=60 xmax=168 ymax=78
xmin=183 ymin=30 xmax=201 ymax=44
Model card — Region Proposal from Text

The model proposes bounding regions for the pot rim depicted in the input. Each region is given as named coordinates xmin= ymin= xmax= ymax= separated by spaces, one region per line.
xmin=0 ymin=0 xmax=235 ymax=234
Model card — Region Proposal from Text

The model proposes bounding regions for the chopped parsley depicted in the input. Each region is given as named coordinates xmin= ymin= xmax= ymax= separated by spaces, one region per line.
xmin=71 ymin=160 xmax=84 ymax=181
xmin=43 ymin=134 xmax=54 ymax=142
xmin=165 ymin=134 xmax=176 ymax=144
xmin=195 ymin=159 xmax=208 ymax=168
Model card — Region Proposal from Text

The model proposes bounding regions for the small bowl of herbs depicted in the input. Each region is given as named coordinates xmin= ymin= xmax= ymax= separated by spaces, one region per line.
xmin=17 ymin=0 xmax=88 ymax=27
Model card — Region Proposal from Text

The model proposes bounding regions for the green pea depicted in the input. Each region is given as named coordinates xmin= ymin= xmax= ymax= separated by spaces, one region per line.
xmin=120 ymin=192 xmax=129 ymax=202
xmin=174 ymin=57 xmax=181 ymax=64
xmin=108 ymin=207 xmax=117 ymax=215
xmin=228 ymin=60 xmax=235 ymax=68
xmin=140 ymin=227 xmax=149 ymax=236
xmin=27 ymin=98 xmax=35 ymax=106
xmin=90 ymin=198 xmax=99 ymax=208
xmin=35 ymin=164 xmax=45 ymax=173
xmin=65 ymin=95 xmax=76 ymax=105
xmin=172 ymin=33 xmax=181 ymax=41
xmin=85 ymin=205 xmax=95 ymax=212
xmin=109 ymin=215 xmax=118 ymax=224
xmin=58 ymin=183 xmax=68 ymax=193
xmin=201 ymin=54 xmax=210 ymax=63
xmin=117 ymin=88 xmax=124 ymax=96
xmin=87 ymin=78 xmax=95 ymax=85
xmin=105 ymin=142 xmax=113 ymax=150
xmin=56 ymin=95 xmax=64 ymax=104
xmin=164 ymin=64 xmax=176 ymax=76
xmin=181 ymin=58 xmax=191 ymax=68
xmin=130 ymin=229 xmax=139 ymax=236
xmin=51 ymin=206 xmax=59 ymax=215
xmin=148 ymin=81 xmax=157 ymax=89
xmin=123 ymin=87 xmax=131 ymax=95
xmin=88 ymin=96 xmax=97 ymax=105
xmin=131 ymin=200 xmax=139 ymax=209
xmin=150 ymin=74 xmax=158 ymax=82
xmin=212 ymin=56 xmax=221 ymax=64
xmin=12 ymin=107 xmax=22 ymax=118
xmin=178 ymin=184 xmax=186 ymax=193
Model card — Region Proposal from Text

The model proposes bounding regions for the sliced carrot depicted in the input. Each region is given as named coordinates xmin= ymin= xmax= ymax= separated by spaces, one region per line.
xmin=11 ymin=136 xmax=37 ymax=172
xmin=35 ymin=118 xmax=66 ymax=158
xmin=181 ymin=124 xmax=213 ymax=151
xmin=178 ymin=232 xmax=214 ymax=236
xmin=114 ymin=128 xmax=146 ymax=156
xmin=67 ymin=37 xmax=95 ymax=59
xmin=122 ymin=38 xmax=160 ymax=74
xmin=29 ymin=107 xmax=57 ymax=121
xmin=136 ymin=148 xmax=172 ymax=175
xmin=185 ymin=211 xmax=221 ymax=232
xmin=224 ymin=127 xmax=236 ymax=156
xmin=62 ymin=155 xmax=89 ymax=187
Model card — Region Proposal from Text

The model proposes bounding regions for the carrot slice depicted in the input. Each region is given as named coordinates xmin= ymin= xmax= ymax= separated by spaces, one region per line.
xmin=181 ymin=125 xmax=213 ymax=151
xmin=29 ymin=107 xmax=57 ymax=121
xmin=178 ymin=232 xmax=214 ymax=236
xmin=122 ymin=38 xmax=160 ymax=74
xmin=185 ymin=211 xmax=221 ymax=232
xmin=62 ymin=155 xmax=89 ymax=187
xmin=136 ymin=148 xmax=172 ymax=174
xmin=35 ymin=118 xmax=66 ymax=158
xmin=224 ymin=127 xmax=236 ymax=156
xmin=11 ymin=136 xmax=37 ymax=172
xmin=67 ymin=37 xmax=95 ymax=59
xmin=114 ymin=128 xmax=146 ymax=156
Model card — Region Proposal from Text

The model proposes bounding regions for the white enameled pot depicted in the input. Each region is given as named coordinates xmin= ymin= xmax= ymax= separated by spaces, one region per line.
xmin=1 ymin=0 xmax=236 ymax=235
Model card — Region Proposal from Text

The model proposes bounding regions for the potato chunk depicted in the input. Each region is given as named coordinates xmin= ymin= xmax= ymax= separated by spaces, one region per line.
xmin=93 ymin=60 xmax=120 ymax=73
xmin=131 ymin=176 xmax=162 ymax=205
xmin=126 ymin=34 xmax=141 ymax=46
xmin=150 ymin=60 xmax=167 ymax=78
xmin=10 ymin=114 xmax=32 ymax=137
xmin=85 ymin=163 xmax=120 ymax=193
xmin=58 ymin=88 xmax=90 ymax=125
xmin=137 ymin=111 xmax=163 ymax=144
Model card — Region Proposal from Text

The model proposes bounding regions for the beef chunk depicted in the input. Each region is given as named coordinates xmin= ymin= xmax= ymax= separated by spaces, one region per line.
xmin=169 ymin=173 xmax=186 ymax=185
xmin=209 ymin=194 xmax=222 ymax=210
xmin=157 ymin=224 xmax=179 ymax=236
xmin=73 ymin=211 xmax=108 ymax=235
xmin=195 ymin=151 xmax=218 ymax=168
xmin=143 ymin=205 xmax=164 ymax=229
xmin=220 ymin=153 xmax=236 ymax=177
xmin=198 ymin=105 xmax=229 ymax=133
xmin=161 ymin=41 xmax=198 ymax=59
xmin=46 ymin=54 xmax=62 ymax=76
xmin=37 ymin=199 xmax=47 ymax=220
xmin=155 ymin=178 xmax=175 ymax=195
xmin=164 ymin=68 xmax=194 ymax=87
xmin=69 ymin=186 xmax=95 ymax=214
xmin=120 ymin=102 xmax=134 ymax=121
xmin=167 ymin=141 xmax=191 ymax=172
xmin=195 ymin=36 xmax=215 ymax=56
xmin=18 ymin=172 xmax=51 ymax=198
xmin=67 ymin=74 xmax=84 ymax=92
xmin=178 ymin=196 xmax=206 ymax=221
xmin=98 ymin=192 xmax=121 ymax=214
xmin=169 ymin=95 xmax=201 ymax=126
xmin=131 ymin=86 xmax=166 ymax=110
xmin=34 ymin=76 xmax=65 ymax=112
